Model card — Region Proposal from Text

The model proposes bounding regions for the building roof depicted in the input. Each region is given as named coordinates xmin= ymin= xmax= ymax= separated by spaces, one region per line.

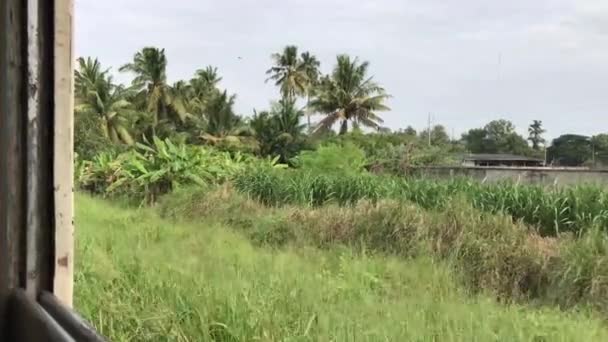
xmin=462 ymin=153 xmax=544 ymax=162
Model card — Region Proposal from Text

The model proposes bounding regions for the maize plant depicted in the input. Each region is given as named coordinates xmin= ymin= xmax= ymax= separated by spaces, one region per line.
xmin=234 ymin=169 xmax=608 ymax=236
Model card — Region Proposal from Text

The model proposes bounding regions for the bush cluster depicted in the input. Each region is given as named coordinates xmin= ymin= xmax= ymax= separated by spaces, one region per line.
xmin=77 ymin=137 xmax=284 ymax=203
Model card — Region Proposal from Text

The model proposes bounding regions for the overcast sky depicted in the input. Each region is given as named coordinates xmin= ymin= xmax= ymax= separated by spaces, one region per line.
xmin=75 ymin=0 xmax=608 ymax=140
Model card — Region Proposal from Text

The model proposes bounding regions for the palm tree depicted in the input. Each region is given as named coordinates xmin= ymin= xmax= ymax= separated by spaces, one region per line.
xmin=75 ymin=74 xmax=136 ymax=145
xmin=300 ymin=52 xmax=321 ymax=132
xmin=167 ymin=80 xmax=193 ymax=119
xmin=272 ymin=98 xmax=307 ymax=138
xmin=187 ymin=66 xmax=223 ymax=118
xmin=192 ymin=66 xmax=222 ymax=95
xmin=310 ymin=55 xmax=390 ymax=135
xmin=250 ymin=99 xmax=307 ymax=162
xmin=120 ymin=47 xmax=187 ymax=125
xmin=528 ymin=120 xmax=546 ymax=150
xmin=75 ymin=57 xmax=109 ymax=100
xmin=200 ymin=90 xmax=243 ymax=139
xmin=266 ymin=45 xmax=308 ymax=101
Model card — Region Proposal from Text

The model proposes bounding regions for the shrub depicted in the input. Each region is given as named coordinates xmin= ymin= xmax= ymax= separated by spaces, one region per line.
xmin=78 ymin=137 xmax=285 ymax=203
xmin=279 ymin=200 xmax=425 ymax=256
xmin=548 ymin=227 xmax=608 ymax=312
xmin=74 ymin=110 xmax=114 ymax=161
xmin=159 ymin=185 xmax=264 ymax=222
xmin=77 ymin=151 xmax=122 ymax=194
xmin=425 ymin=200 xmax=547 ymax=300
xmin=292 ymin=143 xmax=367 ymax=175
xmin=368 ymin=144 xmax=457 ymax=175
xmin=317 ymin=130 xmax=460 ymax=174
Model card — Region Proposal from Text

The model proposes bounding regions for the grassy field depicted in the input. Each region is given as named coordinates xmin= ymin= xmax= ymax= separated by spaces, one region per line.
xmin=75 ymin=194 xmax=608 ymax=341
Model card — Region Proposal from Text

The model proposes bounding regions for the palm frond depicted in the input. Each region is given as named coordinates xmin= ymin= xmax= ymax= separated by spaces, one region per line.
xmin=309 ymin=54 xmax=389 ymax=134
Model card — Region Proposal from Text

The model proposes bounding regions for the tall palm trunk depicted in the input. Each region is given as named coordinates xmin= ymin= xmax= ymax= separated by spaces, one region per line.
xmin=306 ymin=94 xmax=312 ymax=134
xmin=339 ymin=120 xmax=348 ymax=135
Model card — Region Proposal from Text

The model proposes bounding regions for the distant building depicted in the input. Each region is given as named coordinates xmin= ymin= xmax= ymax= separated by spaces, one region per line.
xmin=461 ymin=154 xmax=545 ymax=167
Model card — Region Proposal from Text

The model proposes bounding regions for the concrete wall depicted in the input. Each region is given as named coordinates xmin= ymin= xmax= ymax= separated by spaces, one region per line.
xmin=410 ymin=166 xmax=608 ymax=187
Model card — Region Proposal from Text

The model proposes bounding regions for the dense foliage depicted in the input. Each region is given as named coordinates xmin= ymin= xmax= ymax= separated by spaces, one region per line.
xmin=234 ymin=169 xmax=608 ymax=236
xmin=292 ymin=143 xmax=367 ymax=175
xmin=462 ymin=120 xmax=533 ymax=156
xmin=249 ymin=99 xmax=310 ymax=163
xmin=75 ymin=44 xmax=608 ymax=170
xmin=77 ymin=137 xmax=284 ymax=203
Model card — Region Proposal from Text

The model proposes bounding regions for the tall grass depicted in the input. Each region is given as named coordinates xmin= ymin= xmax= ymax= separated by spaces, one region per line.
xmin=160 ymin=187 xmax=608 ymax=312
xmin=76 ymin=194 xmax=608 ymax=341
xmin=234 ymin=169 xmax=608 ymax=235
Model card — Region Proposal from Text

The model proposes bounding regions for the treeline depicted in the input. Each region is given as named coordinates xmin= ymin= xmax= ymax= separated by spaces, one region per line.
xmin=75 ymin=45 xmax=390 ymax=164
xmin=461 ymin=120 xmax=608 ymax=167
xmin=75 ymin=44 xmax=607 ymax=168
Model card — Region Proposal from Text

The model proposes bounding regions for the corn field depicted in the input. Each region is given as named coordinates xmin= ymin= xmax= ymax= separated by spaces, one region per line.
xmin=234 ymin=169 xmax=608 ymax=236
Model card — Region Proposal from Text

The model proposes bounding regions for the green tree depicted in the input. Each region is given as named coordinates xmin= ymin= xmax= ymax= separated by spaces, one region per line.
xmin=191 ymin=66 xmax=222 ymax=100
xmin=193 ymin=66 xmax=222 ymax=89
xmin=591 ymin=134 xmax=608 ymax=151
xmin=250 ymin=99 xmax=308 ymax=163
xmin=461 ymin=128 xmax=488 ymax=153
xmin=462 ymin=120 xmax=531 ymax=155
xmin=74 ymin=108 xmax=112 ymax=160
xmin=197 ymin=90 xmax=257 ymax=152
xmin=300 ymin=51 xmax=321 ymax=132
xmin=75 ymin=57 xmax=108 ymax=100
xmin=120 ymin=47 xmax=187 ymax=126
xmin=75 ymin=74 xmax=135 ymax=145
xmin=310 ymin=55 xmax=390 ymax=135
xmin=528 ymin=120 xmax=546 ymax=150
xmin=484 ymin=119 xmax=515 ymax=151
xmin=201 ymin=90 xmax=242 ymax=138
xmin=419 ymin=125 xmax=450 ymax=146
xmin=401 ymin=126 xmax=417 ymax=136
xmin=502 ymin=133 xmax=532 ymax=156
xmin=591 ymin=134 xmax=608 ymax=166
xmin=266 ymin=46 xmax=308 ymax=101
xmin=187 ymin=66 xmax=225 ymax=123
xmin=547 ymin=134 xmax=591 ymax=166
xmin=167 ymin=80 xmax=192 ymax=120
